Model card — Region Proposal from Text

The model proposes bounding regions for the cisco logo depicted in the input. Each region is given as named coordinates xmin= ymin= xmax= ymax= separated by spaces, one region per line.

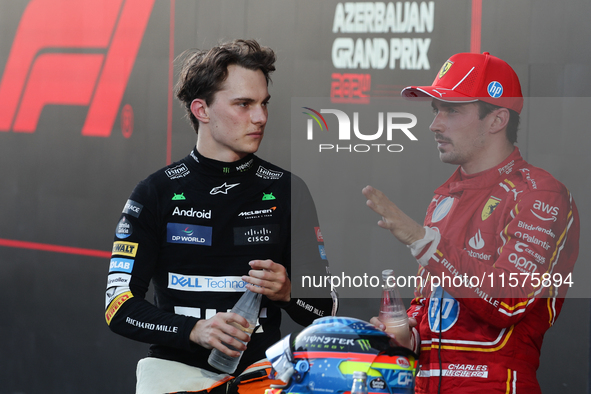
xmin=234 ymin=225 xmax=280 ymax=245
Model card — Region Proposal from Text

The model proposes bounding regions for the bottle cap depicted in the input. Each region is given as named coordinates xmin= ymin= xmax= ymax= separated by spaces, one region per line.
xmin=382 ymin=269 xmax=394 ymax=280
xmin=353 ymin=371 xmax=367 ymax=380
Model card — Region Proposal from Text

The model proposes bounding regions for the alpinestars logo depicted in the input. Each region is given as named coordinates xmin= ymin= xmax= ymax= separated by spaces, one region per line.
xmin=0 ymin=0 xmax=155 ymax=136
xmin=210 ymin=182 xmax=240 ymax=195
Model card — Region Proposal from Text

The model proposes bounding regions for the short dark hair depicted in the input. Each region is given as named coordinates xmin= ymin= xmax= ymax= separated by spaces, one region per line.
xmin=175 ymin=39 xmax=276 ymax=133
xmin=477 ymin=101 xmax=520 ymax=144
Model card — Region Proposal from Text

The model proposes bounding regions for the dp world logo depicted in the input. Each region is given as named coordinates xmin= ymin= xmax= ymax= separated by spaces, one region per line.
xmin=302 ymin=106 xmax=418 ymax=153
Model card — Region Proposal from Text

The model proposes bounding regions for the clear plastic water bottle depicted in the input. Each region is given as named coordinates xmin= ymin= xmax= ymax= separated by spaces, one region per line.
xmin=379 ymin=269 xmax=411 ymax=349
xmin=208 ymin=289 xmax=262 ymax=374
xmin=351 ymin=371 xmax=368 ymax=394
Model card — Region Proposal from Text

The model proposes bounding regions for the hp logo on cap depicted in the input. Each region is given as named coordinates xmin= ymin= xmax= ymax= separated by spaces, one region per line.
xmin=487 ymin=81 xmax=503 ymax=98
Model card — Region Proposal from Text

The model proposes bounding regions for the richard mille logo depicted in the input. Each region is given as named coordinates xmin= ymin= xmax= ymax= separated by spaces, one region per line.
xmin=210 ymin=182 xmax=240 ymax=195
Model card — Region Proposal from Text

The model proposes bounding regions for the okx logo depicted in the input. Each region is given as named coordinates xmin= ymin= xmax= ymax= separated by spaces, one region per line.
xmin=0 ymin=0 xmax=155 ymax=136
xmin=302 ymin=106 xmax=417 ymax=153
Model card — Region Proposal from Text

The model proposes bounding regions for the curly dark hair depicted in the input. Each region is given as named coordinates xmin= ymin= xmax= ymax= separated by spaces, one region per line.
xmin=174 ymin=39 xmax=276 ymax=133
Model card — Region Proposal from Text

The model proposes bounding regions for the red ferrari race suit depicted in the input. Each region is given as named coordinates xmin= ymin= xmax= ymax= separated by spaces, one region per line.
xmin=406 ymin=148 xmax=579 ymax=393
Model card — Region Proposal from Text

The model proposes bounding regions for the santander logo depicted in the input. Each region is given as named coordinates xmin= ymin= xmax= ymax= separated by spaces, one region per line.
xmin=468 ymin=229 xmax=485 ymax=250
xmin=0 ymin=0 xmax=155 ymax=137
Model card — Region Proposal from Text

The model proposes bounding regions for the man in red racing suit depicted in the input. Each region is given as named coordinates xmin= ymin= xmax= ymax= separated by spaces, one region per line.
xmin=363 ymin=52 xmax=579 ymax=393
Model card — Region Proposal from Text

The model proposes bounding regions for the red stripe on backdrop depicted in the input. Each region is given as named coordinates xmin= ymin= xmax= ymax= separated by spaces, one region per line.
xmin=0 ymin=238 xmax=111 ymax=259
xmin=167 ymin=0 xmax=175 ymax=165
xmin=471 ymin=0 xmax=482 ymax=54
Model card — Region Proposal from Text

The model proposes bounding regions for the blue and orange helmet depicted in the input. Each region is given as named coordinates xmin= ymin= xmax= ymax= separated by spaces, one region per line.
xmin=265 ymin=317 xmax=417 ymax=394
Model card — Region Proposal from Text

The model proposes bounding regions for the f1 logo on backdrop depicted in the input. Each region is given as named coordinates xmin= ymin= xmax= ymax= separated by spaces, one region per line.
xmin=0 ymin=0 xmax=155 ymax=137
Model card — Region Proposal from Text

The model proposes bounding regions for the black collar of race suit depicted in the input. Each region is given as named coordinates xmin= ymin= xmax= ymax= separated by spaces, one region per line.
xmin=189 ymin=146 xmax=256 ymax=176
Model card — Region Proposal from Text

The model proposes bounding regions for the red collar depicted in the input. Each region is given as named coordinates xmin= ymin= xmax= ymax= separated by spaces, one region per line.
xmin=434 ymin=147 xmax=526 ymax=195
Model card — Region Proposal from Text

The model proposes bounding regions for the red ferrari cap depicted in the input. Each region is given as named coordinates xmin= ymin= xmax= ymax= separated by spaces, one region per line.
xmin=401 ymin=52 xmax=523 ymax=114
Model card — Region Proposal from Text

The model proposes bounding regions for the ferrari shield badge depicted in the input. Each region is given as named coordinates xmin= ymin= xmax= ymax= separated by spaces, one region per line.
xmin=481 ymin=196 xmax=502 ymax=221
xmin=438 ymin=60 xmax=453 ymax=79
